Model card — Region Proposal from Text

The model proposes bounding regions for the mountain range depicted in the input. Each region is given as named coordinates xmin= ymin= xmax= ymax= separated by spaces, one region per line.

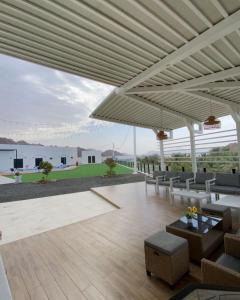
xmin=0 ymin=137 xmax=126 ymax=157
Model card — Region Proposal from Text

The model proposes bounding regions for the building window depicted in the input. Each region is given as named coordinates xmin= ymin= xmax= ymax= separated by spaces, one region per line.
xmin=14 ymin=159 xmax=23 ymax=169
xmin=61 ymin=157 xmax=66 ymax=165
xmin=35 ymin=158 xmax=43 ymax=167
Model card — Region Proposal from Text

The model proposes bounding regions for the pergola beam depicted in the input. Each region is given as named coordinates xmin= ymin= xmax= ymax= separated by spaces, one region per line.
xmin=118 ymin=10 xmax=240 ymax=93
xmin=124 ymin=81 xmax=240 ymax=94
xmin=124 ymin=86 xmax=176 ymax=94
xmin=173 ymin=67 xmax=240 ymax=90
xmin=127 ymin=94 xmax=202 ymax=124
xmin=91 ymin=114 xmax=158 ymax=130
xmin=186 ymin=91 xmax=239 ymax=110
xmin=190 ymin=81 xmax=240 ymax=90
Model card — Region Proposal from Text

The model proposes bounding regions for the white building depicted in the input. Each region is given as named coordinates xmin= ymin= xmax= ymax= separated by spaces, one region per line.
xmin=0 ymin=144 xmax=77 ymax=172
xmin=80 ymin=150 xmax=102 ymax=164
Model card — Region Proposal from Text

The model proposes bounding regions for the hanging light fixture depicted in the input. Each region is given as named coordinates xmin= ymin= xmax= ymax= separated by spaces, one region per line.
xmin=157 ymin=130 xmax=168 ymax=140
xmin=156 ymin=109 xmax=168 ymax=140
xmin=203 ymin=101 xmax=221 ymax=130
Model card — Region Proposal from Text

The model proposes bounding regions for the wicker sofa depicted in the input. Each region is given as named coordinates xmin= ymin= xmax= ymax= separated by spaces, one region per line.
xmin=202 ymin=233 xmax=240 ymax=287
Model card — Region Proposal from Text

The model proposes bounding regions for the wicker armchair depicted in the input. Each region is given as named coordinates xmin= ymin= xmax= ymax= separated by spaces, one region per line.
xmin=201 ymin=233 xmax=240 ymax=287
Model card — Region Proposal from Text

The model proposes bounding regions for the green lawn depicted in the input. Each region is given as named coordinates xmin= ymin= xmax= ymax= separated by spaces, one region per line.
xmin=7 ymin=163 xmax=133 ymax=183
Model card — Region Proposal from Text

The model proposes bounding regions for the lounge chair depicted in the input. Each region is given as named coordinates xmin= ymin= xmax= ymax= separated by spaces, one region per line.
xmin=145 ymin=171 xmax=165 ymax=193
xmin=207 ymin=173 xmax=240 ymax=195
xmin=188 ymin=172 xmax=215 ymax=192
xmin=170 ymin=172 xmax=194 ymax=191
xmin=202 ymin=233 xmax=240 ymax=287
xmin=157 ymin=171 xmax=179 ymax=190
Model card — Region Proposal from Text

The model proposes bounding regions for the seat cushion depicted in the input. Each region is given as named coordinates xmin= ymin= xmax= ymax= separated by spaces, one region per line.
xmin=189 ymin=183 xmax=206 ymax=190
xmin=201 ymin=203 xmax=230 ymax=214
xmin=144 ymin=231 xmax=187 ymax=255
xmin=152 ymin=171 xmax=165 ymax=179
xmin=173 ymin=182 xmax=186 ymax=189
xmin=195 ymin=172 xmax=214 ymax=184
xmin=217 ymin=254 xmax=240 ymax=273
xmin=179 ymin=172 xmax=194 ymax=183
xmin=161 ymin=181 xmax=170 ymax=186
xmin=216 ymin=173 xmax=240 ymax=187
xmin=146 ymin=178 xmax=156 ymax=184
xmin=165 ymin=172 xmax=178 ymax=181
xmin=211 ymin=185 xmax=240 ymax=195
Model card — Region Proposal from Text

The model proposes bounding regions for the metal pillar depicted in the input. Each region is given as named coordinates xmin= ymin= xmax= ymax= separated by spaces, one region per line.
xmin=186 ymin=122 xmax=197 ymax=174
xmin=230 ymin=111 xmax=240 ymax=170
xmin=133 ymin=126 xmax=137 ymax=174
xmin=159 ymin=139 xmax=166 ymax=171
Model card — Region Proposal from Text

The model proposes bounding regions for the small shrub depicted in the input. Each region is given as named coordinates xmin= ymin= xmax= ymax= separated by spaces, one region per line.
xmin=104 ymin=158 xmax=117 ymax=176
xmin=39 ymin=161 xmax=53 ymax=182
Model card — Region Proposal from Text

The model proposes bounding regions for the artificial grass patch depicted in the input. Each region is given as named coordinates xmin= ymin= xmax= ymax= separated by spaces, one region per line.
xmin=7 ymin=164 xmax=133 ymax=183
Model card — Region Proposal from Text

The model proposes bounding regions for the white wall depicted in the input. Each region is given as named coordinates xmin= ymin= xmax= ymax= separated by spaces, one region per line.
xmin=81 ymin=150 xmax=102 ymax=164
xmin=0 ymin=144 xmax=78 ymax=171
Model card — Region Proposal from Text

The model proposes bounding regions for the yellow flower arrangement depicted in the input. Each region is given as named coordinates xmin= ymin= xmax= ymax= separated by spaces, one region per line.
xmin=185 ymin=206 xmax=197 ymax=219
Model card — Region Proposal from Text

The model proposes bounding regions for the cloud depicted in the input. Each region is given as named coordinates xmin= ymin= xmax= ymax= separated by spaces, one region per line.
xmin=0 ymin=54 xmax=114 ymax=142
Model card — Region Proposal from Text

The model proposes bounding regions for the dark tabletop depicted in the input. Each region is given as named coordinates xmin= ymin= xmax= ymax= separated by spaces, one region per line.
xmin=168 ymin=214 xmax=222 ymax=235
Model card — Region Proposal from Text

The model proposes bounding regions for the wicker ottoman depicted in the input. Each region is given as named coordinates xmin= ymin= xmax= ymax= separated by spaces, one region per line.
xmin=144 ymin=231 xmax=189 ymax=286
xmin=201 ymin=203 xmax=232 ymax=232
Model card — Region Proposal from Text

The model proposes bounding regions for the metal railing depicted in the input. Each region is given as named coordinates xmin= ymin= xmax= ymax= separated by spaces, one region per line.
xmin=118 ymin=129 xmax=239 ymax=174
xmin=161 ymin=129 xmax=239 ymax=173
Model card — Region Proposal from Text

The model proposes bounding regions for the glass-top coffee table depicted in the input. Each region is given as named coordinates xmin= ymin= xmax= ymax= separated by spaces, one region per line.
xmin=170 ymin=214 xmax=222 ymax=234
xmin=166 ymin=214 xmax=224 ymax=263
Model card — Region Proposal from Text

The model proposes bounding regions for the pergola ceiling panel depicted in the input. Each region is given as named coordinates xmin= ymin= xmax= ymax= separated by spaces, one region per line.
xmin=92 ymin=94 xmax=184 ymax=130
xmin=1 ymin=1 xmax=240 ymax=131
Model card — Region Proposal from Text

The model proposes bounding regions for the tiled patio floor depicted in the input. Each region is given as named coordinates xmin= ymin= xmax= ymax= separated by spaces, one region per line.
xmin=0 ymin=182 xmax=202 ymax=300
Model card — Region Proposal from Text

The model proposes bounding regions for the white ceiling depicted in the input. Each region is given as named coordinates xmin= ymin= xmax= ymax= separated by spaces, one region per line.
xmin=1 ymin=0 xmax=240 ymax=130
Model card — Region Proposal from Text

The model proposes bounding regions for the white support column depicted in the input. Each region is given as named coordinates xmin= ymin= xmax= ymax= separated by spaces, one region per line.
xmin=186 ymin=122 xmax=197 ymax=174
xmin=133 ymin=126 xmax=137 ymax=174
xmin=230 ymin=110 xmax=240 ymax=170
xmin=159 ymin=139 xmax=166 ymax=171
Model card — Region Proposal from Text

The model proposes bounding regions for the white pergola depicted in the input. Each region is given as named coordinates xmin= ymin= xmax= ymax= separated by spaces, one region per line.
xmin=1 ymin=0 xmax=240 ymax=173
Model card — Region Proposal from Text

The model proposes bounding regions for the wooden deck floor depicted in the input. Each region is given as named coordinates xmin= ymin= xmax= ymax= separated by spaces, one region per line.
xmin=0 ymin=182 xmax=202 ymax=300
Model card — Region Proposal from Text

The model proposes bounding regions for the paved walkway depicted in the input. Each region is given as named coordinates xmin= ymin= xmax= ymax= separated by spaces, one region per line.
xmin=0 ymin=191 xmax=116 ymax=245
xmin=0 ymin=175 xmax=14 ymax=185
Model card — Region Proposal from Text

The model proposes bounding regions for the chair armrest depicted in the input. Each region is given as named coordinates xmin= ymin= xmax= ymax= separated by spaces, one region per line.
xmin=206 ymin=178 xmax=216 ymax=185
xmin=170 ymin=176 xmax=180 ymax=183
xmin=145 ymin=174 xmax=153 ymax=182
xmin=224 ymin=233 xmax=240 ymax=258
xmin=169 ymin=176 xmax=180 ymax=191
xmin=186 ymin=177 xmax=195 ymax=191
xmin=201 ymin=258 xmax=240 ymax=287
xmin=205 ymin=178 xmax=215 ymax=193
xmin=156 ymin=175 xmax=165 ymax=181
xmin=145 ymin=174 xmax=153 ymax=179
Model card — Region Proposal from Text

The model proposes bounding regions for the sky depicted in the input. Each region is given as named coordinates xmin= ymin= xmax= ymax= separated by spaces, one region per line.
xmin=0 ymin=54 xmax=236 ymax=155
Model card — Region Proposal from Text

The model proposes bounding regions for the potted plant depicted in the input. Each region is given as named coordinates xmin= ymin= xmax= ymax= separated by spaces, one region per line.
xmin=185 ymin=206 xmax=197 ymax=224
xmin=15 ymin=171 xmax=22 ymax=184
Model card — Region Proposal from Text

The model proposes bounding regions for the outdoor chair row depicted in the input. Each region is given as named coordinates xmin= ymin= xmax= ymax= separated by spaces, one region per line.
xmin=145 ymin=171 xmax=240 ymax=195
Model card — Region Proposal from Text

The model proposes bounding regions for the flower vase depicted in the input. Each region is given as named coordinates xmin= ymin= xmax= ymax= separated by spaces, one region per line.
xmin=187 ymin=218 xmax=193 ymax=225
